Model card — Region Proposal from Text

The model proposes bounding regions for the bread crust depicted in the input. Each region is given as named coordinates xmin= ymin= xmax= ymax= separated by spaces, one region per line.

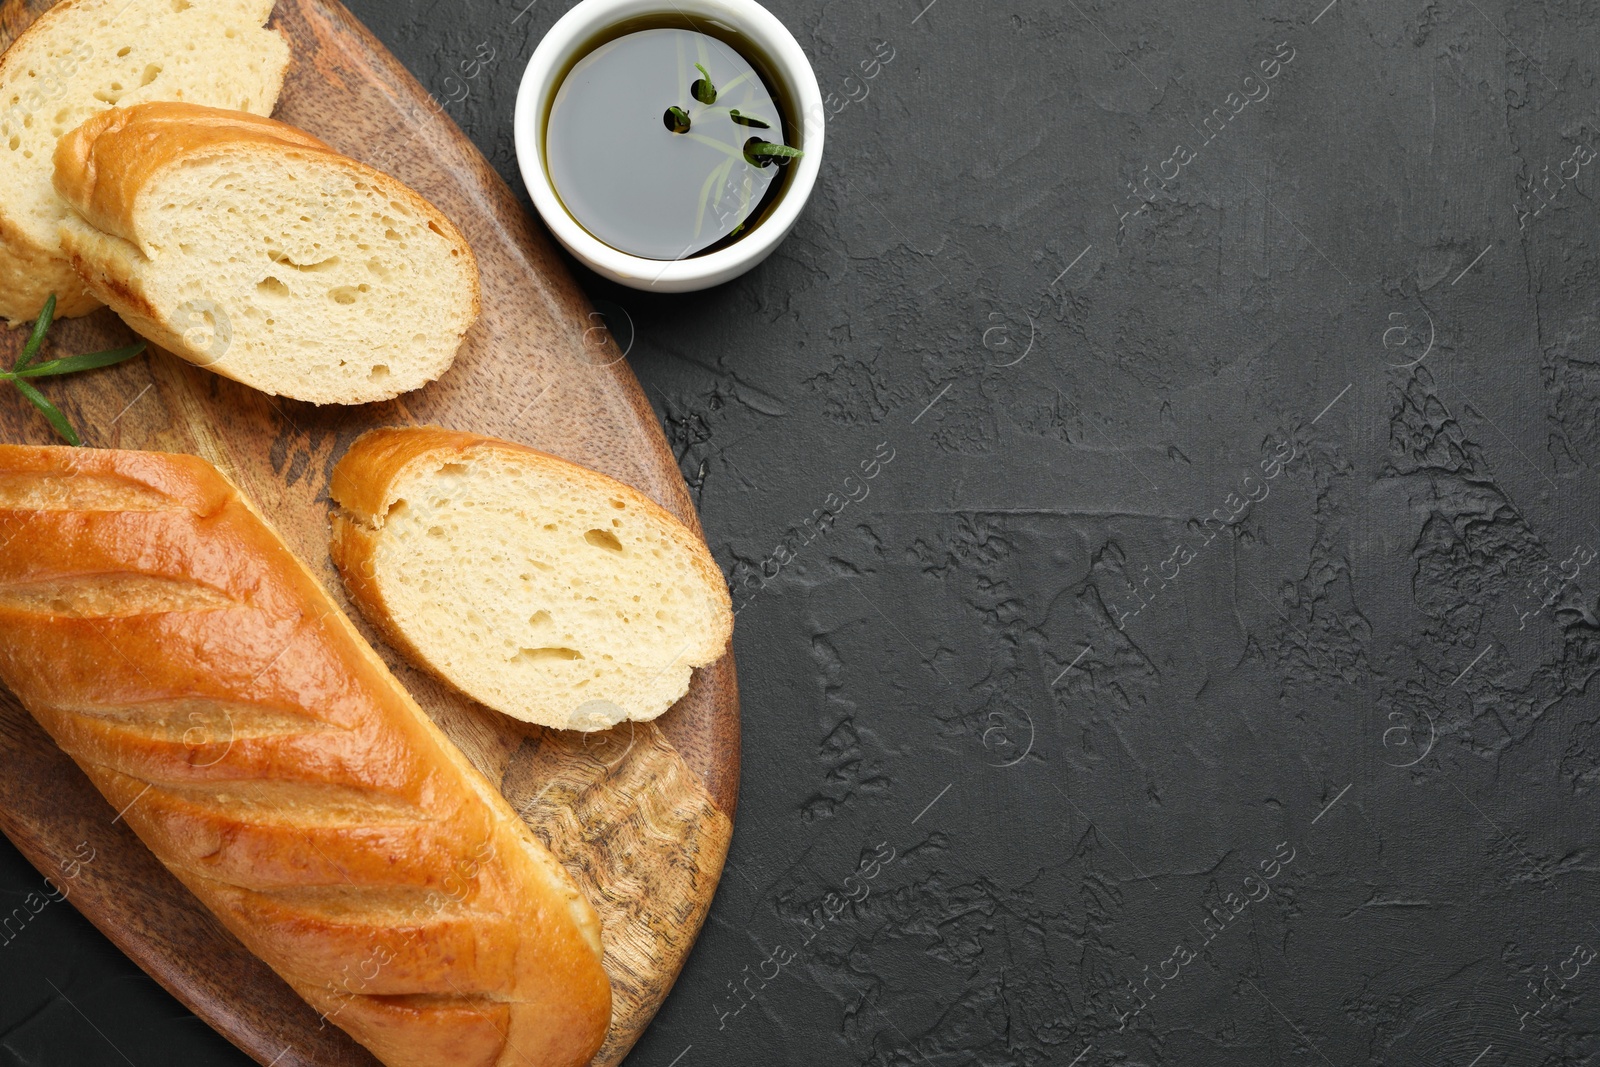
xmin=0 ymin=211 xmax=100 ymax=322
xmin=328 ymin=428 xmax=734 ymax=728
xmin=0 ymin=0 xmax=112 ymax=323
xmin=54 ymin=103 xmax=334 ymax=248
xmin=51 ymin=102 xmax=482 ymax=404
xmin=0 ymin=0 xmax=290 ymax=325
xmin=0 ymin=445 xmax=611 ymax=1067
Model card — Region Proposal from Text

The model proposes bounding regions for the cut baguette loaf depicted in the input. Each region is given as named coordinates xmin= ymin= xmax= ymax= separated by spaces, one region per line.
xmin=0 ymin=0 xmax=288 ymax=325
xmin=330 ymin=427 xmax=733 ymax=732
xmin=54 ymin=101 xmax=481 ymax=404
xmin=0 ymin=444 xmax=611 ymax=1067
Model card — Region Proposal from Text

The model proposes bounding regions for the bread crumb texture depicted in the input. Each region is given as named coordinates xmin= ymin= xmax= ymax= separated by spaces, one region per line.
xmin=0 ymin=0 xmax=288 ymax=322
xmin=355 ymin=446 xmax=730 ymax=731
xmin=109 ymin=148 xmax=477 ymax=402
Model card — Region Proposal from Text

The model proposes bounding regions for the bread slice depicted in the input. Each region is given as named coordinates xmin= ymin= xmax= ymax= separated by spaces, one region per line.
xmin=329 ymin=428 xmax=733 ymax=731
xmin=0 ymin=0 xmax=288 ymax=325
xmin=53 ymin=102 xmax=480 ymax=405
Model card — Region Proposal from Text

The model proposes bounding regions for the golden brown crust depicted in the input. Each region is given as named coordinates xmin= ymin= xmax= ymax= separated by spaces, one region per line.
xmin=51 ymin=106 xmax=317 ymax=356
xmin=327 ymin=427 xmax=735 ymax=703
xmin=50 ymin=101 xmax=483 ymax=405
xmin=0 ymin=0 xmax=106 ymax=324
xmin=53 ymin=102 xmax=332 ymax=248
xmin=0 ymin=211 xmax=99 ymax=326
xmin=0 ymin=445 xmax=611 ymax=1067
xmin=332 ymin=426 xmax=725 ymax=578
xmin=0 ymin=0 xmax=291 ymax=325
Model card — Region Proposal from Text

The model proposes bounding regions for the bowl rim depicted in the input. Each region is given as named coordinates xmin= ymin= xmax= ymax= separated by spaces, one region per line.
xmin=513 ymin=0 xmax=825 ymax=291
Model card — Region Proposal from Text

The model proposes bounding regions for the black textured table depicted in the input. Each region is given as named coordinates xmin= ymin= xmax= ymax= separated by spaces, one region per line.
xmin=5 ymin=1 xmax=1600 ymax=1065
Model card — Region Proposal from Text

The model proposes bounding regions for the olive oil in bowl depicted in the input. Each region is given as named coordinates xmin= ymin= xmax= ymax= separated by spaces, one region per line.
xmin=543 ymin=18 xmax=802 ymax=261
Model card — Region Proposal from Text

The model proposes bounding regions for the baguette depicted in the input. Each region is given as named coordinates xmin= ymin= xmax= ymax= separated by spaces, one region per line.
xmin=329 ymin=428 xmax=733 ymax=731
xmin=0 ymin=445 xmax=610 ymax=1067
xmin=53 ymin=102 xmax=481 ymax=404
xmin=0 ymin=0 xmax=289 ymax=325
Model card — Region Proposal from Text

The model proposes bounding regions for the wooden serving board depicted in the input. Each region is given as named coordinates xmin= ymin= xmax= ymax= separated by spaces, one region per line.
xmin=0 ymin=1 xmax=739 ymax=1064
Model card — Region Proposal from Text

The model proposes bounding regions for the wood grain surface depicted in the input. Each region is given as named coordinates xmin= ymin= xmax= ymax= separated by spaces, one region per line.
xmin=0 ymin=1 xmax=739 ymax=1064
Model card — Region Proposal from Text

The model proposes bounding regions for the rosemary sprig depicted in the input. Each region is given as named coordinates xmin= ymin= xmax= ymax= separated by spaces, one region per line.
xmin=15 ymin=293 xmax=55 ymax=373
xmin=743 ymin=138 xmax=804 ymax=167
xmin=7 ymin=293 xmax=147 ymax=446
xmin=691 ymin=62 xmax=717 ymax=105
xmin=664 ymin=56 xmax=802 ymax=240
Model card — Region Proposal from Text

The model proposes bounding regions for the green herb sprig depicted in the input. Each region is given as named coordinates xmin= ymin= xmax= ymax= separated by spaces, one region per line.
xmin=663 ymin=56 xmax=806 ymax=240
xmin=691 ymin=62 xmax=718 ymax=105
xmin=7 ymin=294 xmax=146 ymax=446
xmin=663 ymin=105 xmax=692 ymax=133
xmin=743 ymin=138 xmax=804 ymax=166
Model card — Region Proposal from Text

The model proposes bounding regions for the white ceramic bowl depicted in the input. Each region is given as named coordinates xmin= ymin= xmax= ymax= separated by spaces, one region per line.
xmin=514 ymin=0 xmax=824 ymax=292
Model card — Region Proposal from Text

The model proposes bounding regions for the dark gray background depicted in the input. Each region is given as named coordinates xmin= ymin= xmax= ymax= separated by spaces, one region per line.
xmin=6 ymin=0 xmax=1600 ymax=1064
